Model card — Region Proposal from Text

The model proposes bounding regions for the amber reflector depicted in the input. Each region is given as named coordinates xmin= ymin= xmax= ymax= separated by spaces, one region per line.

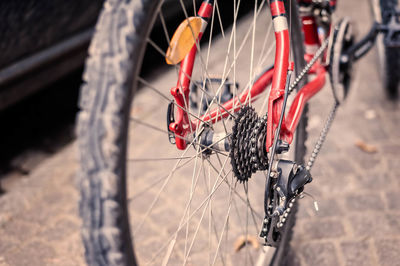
xmin=166 ymin=17 xmax=203 ymax=65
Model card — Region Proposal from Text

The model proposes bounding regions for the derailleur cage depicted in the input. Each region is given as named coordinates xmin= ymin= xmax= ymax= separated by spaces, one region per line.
xmin=273 ymin=160 xmax=313 ymax=212
xmin=261 ymin=159 xmax=312 ymax=245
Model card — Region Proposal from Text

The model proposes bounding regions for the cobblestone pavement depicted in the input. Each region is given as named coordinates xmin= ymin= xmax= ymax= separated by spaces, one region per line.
xmin=1 ymin=1 xmax=400 ymax=265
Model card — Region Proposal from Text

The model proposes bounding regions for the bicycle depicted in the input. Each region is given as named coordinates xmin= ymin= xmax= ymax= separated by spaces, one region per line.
xmin=77 ymin=0 xmax=400 ymax=265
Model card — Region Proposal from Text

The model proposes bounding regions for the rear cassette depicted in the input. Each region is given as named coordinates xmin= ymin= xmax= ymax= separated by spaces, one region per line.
xmin=230 ymin=107 xmax=268 ymax=182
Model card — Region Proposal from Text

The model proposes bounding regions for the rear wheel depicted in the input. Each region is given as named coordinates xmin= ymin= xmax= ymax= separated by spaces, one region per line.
xmin=77 ymin=0 xmax=308 ymax=265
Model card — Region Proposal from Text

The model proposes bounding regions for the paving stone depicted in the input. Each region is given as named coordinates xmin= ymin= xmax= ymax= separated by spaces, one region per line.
xmin=386 ymin=157 xmax=399 ymax=169
xmin=345 ymin=193 xmax=385 ymax=212
xmin=341 ymin=240 xmax=373 ymax=266
xmin=3 ymin=240 xmax=56 ymax=266
xmin=375 ymin=239 xmax=400 ymax=266
xmin=349 ymin=213 xmax=400 ymax=238
xmin=302 ymin=219 xmax=345 ymax=240
xmin=354 ymin=170 xmax=394 ymax=190
xmin=0 ymin=257 xmax=9 ymax=266
xmin=37 ymin=217 xmax=80 ymax=242
xmin=353 ymin=152 xmax=381 ymax=171
xmin=381 ymin=143 xmax=400 ymax=156
xmin=297 ymin=197 xmax=342 ymax=219
xmin=329 ymin=157 xmax=356 ymax=176
xmin=44 ymin=257 xmax=82 ymax=266
xmin=359 ymin=119 xmax=390 ymax=141
xmin=58 ymin=233 xmax=85 ymax=261
xmin=385 ymin=213 xmax=400 ymax=233
xmin=385 ymin=191 xmax=400 ymax=210
xmin=386 ymin=158 xmax=400 ymax=180
xmin=2 ymin=219 xmax=40 ymax=243
xmin=0 ymin=213 xmax=12 ymax=228
xmin=314 ymin=198 xmax=343 ymax=218
xmin=14 ymin=206 xmax=54 ymax=225
xmin=0 ymin=190 xmax=31 ymax=213
xmin=301 ymin=242 xmax=339 ymax=266
xmin=349 ymin=215 xmax=382 ymax=238
xmin=0 ymin=234 xmax=18 ymax=254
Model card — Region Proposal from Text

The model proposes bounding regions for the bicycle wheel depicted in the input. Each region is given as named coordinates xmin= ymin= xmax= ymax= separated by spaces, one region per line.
xmin=77 ymin=0 xmax=308 ymax=265
xmin=370 ymin=0 xmax=400 ymax=99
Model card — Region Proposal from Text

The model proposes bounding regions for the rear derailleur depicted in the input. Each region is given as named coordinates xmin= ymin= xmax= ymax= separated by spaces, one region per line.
xmin=228 ymin=107 xmax=313 ymax=246
xmin=260 ymin=160 xmax=312 ymax=246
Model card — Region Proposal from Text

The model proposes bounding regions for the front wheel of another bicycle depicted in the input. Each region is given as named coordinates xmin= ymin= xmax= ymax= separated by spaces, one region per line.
xmin=77 ymin=0 xmax=308 ymax=265
xmin=370 ymin=0 xmax=400 ymax=99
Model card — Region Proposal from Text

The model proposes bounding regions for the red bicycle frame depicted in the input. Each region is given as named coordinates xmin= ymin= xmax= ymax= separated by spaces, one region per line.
xmin=169 ymin=0 xmax=329 ymax=151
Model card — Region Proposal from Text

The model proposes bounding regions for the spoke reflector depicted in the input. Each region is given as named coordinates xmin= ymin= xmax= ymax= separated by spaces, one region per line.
xmin=166 ymin=17 xmax=203 ymax=65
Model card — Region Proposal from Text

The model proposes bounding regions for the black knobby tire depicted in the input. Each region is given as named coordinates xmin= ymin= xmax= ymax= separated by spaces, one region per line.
xmin=77 ymin=0 xmax=308 ymax=265
xmin=77 ymin=1 xmax=160 ymax=265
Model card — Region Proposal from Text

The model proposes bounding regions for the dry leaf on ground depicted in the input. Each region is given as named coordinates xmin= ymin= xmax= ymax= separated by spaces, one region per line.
xmin=233 ymin=235 xmax=260 ymax=252
xmin=355 ymin=140 xmax=378 ymax=153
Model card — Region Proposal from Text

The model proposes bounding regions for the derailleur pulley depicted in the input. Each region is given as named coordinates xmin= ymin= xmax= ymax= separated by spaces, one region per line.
xmin=260 ymin=160 xmax=313 ymax=246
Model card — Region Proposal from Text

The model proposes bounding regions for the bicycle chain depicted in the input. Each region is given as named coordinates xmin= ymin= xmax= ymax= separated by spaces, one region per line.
xmin=229 ymin=34 xmax=338 ymax=244
xmin=288 ymin=37 xmax=338 ymax=173
xmin=306 ymin=103 xmax=338 ymax=171
xmin=289 ymin=38 xmax=330 ymax=95
xmin=261 ymin=37 xmax=338 ymax=244
xmin=250 ymin=115 xmax=269 ymax=171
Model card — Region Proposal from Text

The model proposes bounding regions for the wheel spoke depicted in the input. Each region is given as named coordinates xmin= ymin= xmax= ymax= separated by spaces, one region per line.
xmin=79 ymin=0 xmax=307 ymax=265
xmin=129 ymin=116 xmax=230 ymax=156
xmin=136 ymin=0 xmax=279 ymax=263
xmin=147 ymin=169 xmax=232 ymax=265
xmin=205 ymin=157 xmax=263 ymax=220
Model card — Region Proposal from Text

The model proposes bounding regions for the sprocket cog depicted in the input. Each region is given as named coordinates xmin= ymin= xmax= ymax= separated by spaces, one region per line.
xmin=230 ymin=106 xmax=268 ymax=182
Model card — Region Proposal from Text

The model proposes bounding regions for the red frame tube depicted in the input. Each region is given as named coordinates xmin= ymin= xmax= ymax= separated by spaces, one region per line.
xmin=199 ymin=68 xmax=274 ymax=124
xmin=265 ymin=0 xmax=291 ymax=151
xmin=169 ymin=0 xmax=329 ymax=150
xmin=169 ymin=1 xmax=213 ymax=149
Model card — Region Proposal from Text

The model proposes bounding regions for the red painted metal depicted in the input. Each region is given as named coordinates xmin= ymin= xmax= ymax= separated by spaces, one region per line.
xmin=302 ymin=15 xmax=320 ymax=55
xmin=199 ymin=68 xmax=274 ymax=124
xmin=274 ymin=4 xmax=327 ymax=143
xmin=270 ymin=1 xmax=286 ymax=17
xmin=265 ymin=0 xmax=290 ymax=151
xmin=280 ymin=61 xmax=326 ymax=143
xmin=265 ymin=31 xmax=290 ymax=151
xmin=168 ymin=0 xmax=332 ymax=152
xmin=169 ymin=1 xmax=213 ymax=150
xmin=198 ymin=1 xmax=213 ymax=18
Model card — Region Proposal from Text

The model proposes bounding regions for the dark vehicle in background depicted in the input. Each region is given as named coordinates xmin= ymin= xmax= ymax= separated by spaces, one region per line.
xmin=0 ymin=1 xmax=104 ymax=111
xmin=0 ymin=0 xmax=210 ymax=111
xmin=0 ymin=0 xmax=212 ymax=173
